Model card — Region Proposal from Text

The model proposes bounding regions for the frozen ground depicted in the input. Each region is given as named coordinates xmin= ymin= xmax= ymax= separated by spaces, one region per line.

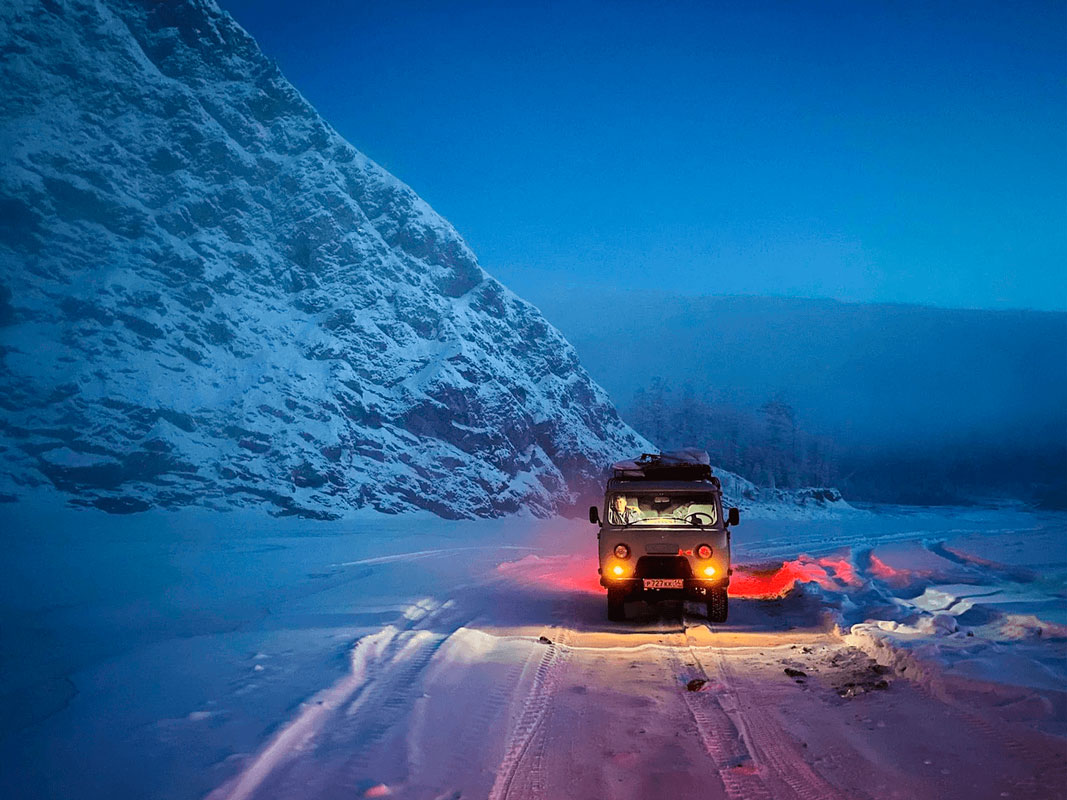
xmin=1 ymin=495 xmax=1065 ymax=799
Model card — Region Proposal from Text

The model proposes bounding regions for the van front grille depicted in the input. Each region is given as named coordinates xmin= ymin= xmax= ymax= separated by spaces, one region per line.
xmin=644 ymin=542 xmax=680 ymax=555
xmin=635 ymin=556 xmax=693 ymax=579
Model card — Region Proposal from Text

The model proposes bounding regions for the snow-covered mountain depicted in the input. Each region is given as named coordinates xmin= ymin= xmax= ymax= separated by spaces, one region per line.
xmin=0 ymin=0 xmax=649 ymax=518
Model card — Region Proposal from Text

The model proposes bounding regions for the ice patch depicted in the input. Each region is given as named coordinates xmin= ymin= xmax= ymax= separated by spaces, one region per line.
xmin=910 ymin=585 xmax=1003 ymax=613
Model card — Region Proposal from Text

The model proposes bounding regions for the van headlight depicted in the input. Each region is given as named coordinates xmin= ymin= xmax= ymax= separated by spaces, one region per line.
xmin=613 ymin=544 xmax=630 ymax=559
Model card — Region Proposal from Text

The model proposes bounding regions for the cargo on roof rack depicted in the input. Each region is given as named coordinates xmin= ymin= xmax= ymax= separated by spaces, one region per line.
xmin=610 ymin=449 xmax=713 ymax=482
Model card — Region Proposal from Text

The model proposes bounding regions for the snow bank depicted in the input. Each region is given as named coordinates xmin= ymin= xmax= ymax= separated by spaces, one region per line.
xmin=730 ymin=512 xmax=1067 ymax=732
xmin=716 ymin=469 xmax=861 ymax=520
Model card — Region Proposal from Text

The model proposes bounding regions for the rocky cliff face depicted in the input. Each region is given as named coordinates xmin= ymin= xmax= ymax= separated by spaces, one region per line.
xmin=0 ymin=0 xmax=647 ymax=518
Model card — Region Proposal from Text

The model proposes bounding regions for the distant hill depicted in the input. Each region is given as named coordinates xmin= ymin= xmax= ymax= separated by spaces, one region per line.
xmin=532 ymin=289 xmax=1067 ymax=505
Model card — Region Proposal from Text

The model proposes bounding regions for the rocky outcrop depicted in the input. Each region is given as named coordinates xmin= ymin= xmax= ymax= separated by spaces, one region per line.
xmin=0 ymin=0 xmax=647 ymax=518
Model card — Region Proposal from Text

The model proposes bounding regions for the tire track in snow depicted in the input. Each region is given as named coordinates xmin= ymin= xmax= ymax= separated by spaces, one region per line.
xmin=939 ymin=698 xmax=1067 ymax=799
xmin=205 ymin=627 xmax=397 ymax=800
xmin=206 ymin=599 xmax=467 ymax=800
xmin=665 ymin=616 xmax=857 ymax=800
xmin=316 ymin=627 xmax=456 ymax=797
xmin=439 ymin=642 xmax=529 ymax=780
xmin=487 ymin=601 xmax=575 ymax=800
xmin=698 ymin=626 xmax=857 ymax=800
xmin=659 ymin=619 xmax=773 ymax=800
xmin=332 ymin=545 xmax=537 ymax=570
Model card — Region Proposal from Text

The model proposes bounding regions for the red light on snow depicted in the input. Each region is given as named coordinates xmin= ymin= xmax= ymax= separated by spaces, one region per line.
xmin=729 ymin=565 xmax=806 ymax=598
xmin=867 ymin=554 xmax=912 ymax=585
xmin=494 ymin=552 xmax=603 ymax=594
xmin=729 ymin=554 xmax=861 ymax=599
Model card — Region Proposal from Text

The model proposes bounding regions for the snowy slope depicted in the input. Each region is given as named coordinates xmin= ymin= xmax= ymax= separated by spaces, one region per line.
xmin=0 ymin=0 xmax=649 ymax=518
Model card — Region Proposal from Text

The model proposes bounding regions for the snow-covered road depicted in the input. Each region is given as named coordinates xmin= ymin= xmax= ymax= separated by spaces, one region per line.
xmin=2 ymin=500 xmax=1065 ymax=799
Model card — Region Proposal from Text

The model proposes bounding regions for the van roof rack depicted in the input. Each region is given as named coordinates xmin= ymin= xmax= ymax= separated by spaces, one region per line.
xmin=610 ymin=449 xmax=714 ymax=482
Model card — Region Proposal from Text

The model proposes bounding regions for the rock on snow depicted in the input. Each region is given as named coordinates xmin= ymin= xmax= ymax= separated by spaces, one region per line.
xmin=0 ymin=0 xmax=649 ymax=518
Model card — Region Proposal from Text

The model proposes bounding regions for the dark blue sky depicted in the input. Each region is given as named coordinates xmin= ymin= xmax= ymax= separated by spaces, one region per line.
xmin=221 ymin=0 xmax=1065 ymax=311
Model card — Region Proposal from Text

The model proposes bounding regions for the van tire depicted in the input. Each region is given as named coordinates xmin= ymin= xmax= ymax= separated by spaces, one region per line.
xmin=707 ymin=589 xmax=728 ymax=623
xmin=607 ymin=589 xmax=627 ymax=621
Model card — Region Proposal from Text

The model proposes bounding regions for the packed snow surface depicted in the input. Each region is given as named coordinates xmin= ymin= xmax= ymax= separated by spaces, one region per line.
xmin=0 ymin=0 xmax=648 ymax=518
xmin=2 ymin=496 xmax=1064 ymax=799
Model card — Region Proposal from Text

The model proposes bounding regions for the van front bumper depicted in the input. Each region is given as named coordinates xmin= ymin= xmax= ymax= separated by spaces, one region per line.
xmin=599 ymin=576 xmax=730 ymax=593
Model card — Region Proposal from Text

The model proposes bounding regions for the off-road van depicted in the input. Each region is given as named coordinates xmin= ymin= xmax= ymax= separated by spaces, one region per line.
xmin=589 ymin=450 xmax=739 ymax=622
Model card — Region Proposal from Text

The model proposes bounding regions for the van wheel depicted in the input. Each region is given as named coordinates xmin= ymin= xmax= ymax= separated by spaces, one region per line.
xmin=706 ymin=589 xmax=728 ymax=623
xmin=607 ymin=589 xmax=627 ymax=621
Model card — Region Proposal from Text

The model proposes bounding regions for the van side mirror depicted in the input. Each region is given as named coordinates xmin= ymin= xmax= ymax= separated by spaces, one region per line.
xmin=727 ymin=507 xmax=740 ymax=526
xmin=589 ymin=506 xmax=600 ymax=525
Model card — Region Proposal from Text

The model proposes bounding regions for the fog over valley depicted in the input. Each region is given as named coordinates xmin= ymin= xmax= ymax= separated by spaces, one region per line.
xmin=532 ymin=289 xmax=1067 ymax=506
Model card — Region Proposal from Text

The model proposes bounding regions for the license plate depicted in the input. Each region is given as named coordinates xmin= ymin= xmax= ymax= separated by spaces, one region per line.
xmin=643 ymin=578 xmax=684 ymax=589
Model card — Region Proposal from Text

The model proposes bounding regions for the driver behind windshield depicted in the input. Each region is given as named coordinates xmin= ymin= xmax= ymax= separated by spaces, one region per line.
xmin=608 ymin=495 xmax=717 ymax=525
xmin=608 ymin=495 xmax=642 ymax=525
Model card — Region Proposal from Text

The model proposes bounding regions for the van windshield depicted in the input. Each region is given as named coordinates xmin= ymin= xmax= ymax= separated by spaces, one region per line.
xmin=607 ymin=493 xmax=719 ymax=526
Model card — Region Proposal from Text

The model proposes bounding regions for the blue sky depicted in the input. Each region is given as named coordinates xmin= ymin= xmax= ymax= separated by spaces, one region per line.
xmin=221 ymin=0 xmax=1065 ymax=311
